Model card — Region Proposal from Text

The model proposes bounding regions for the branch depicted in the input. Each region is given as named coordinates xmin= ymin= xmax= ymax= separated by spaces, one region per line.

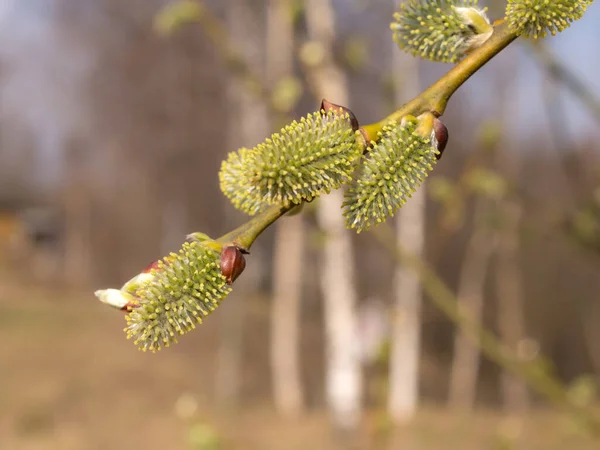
xmin=369 ymin=223 xmax=600 ymax=435
xmin=102 ymin=1 xmax=594 ymax=358
xmin=362 ymin=21 xmax=518 ymax=140
xmin=217 ymin=21 xmax=519 ymax=248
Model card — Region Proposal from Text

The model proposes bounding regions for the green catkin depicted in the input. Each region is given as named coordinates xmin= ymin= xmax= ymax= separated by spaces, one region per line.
xmin=506 ymin=0 xmax=593 ymax=39
xmin=343 ymin=119 xmax=440 ymax=233
xmin=219 ymin=147 xmax=265 ymax=216
xmin=391 ymin=0 xmax=493 ymax=63
xmin=219 ymin=110 xmax=364 ymax=215
xmin=124 ymin=241 xmax=231 ymax=352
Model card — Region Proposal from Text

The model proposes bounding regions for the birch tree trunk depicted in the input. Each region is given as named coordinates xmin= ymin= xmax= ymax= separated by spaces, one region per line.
xmin=268 ymin=0 xmax=305 ymax=416
xmin=388 ymin=1 xmax=424 ymax=421
xmin=216 ymin=0 xmax=269 ymax=409
xmin=448 ymin=198 xmax=498 ymax=410
xmin=495 ymin=200 xmax=530 ymax=413
xmin=304 ymin=0 xmax=362 ymax=431
xmin=495 ymin=61 xmax=529 ymax=414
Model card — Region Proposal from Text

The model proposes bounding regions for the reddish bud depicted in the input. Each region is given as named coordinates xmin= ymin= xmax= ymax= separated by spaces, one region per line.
xmin=320 ymin=99 xmax=360 ymax=131
xmin=220 ymin=246 xmax=247 ymax=284
xmin=121 ymin=302 xmax=140 ymax=313
xmin=433 ymin=118 xmax=449 ymax=160
xmin=142 ymin=260 xmax=161 ymax=273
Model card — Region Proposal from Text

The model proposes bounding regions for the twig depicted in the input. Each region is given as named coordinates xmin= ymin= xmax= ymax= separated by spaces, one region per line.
xmin=369 ymin=223 xmax=600 ymax=436
xmin=217 ymin=22 xmax=519 ymax=248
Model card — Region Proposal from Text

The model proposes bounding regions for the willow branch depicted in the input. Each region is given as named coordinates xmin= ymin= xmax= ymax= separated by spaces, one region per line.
xmin=217 ymin=22 xmax=519 ymax=248
xmin=362 ymin=21 xmax=518 ymax=140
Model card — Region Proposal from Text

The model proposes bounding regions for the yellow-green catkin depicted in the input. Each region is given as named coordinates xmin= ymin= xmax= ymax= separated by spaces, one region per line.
xmin=506 ymin=0 xmax=593 ymax=39
xmin=391 ymin=0 xmax=493 ymax=63
xmin=125 ymin=240 xmax=231 ymax=352
xmin=219 ymin=110 xmax=364 ymax=215
xmin=343 ymin=115 xmax=440 ymax=233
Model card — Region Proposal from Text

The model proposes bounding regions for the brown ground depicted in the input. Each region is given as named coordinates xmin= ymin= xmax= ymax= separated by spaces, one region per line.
xmin=1 ymin=279 xmax=599 ymax=450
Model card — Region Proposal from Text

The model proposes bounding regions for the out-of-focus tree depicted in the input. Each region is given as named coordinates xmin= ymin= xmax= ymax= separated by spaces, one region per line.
xmin=216 ymin=0 xmax=270 ymax=409
xmin=302 ymin=0 xmax=363 ymax=432
xmin=268 ymin=0 xmax=306 ymax=416
xmin=388 ymin=0 xmax=424 ymax=424
xmin=448 ymin=140 xmax=505 ymax=411
xmin=448 ymin=194 xmax=498 ymax=410
xmin=493 ymin=63 xmax=530 ymax=414
xmin=495 ymin=199 xmax=530 ymax=413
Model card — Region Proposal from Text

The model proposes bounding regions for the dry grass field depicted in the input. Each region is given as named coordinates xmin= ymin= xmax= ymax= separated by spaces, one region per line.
xmin=1 ymin=277 xmax=599 ymax=450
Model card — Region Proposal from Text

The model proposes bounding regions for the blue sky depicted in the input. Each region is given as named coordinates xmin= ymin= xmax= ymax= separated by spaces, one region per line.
xmin=534 ymin=1 xmax=600 ymax=140
xmin=491 ymin=1 xmax=600 ymax=141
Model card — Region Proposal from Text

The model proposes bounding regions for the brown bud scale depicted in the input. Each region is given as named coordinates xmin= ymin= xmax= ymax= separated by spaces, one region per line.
xmin=142 ymin=260 xmax=161 ymax=274
xmin=433 ymin=118 xmax=449 ymax=160
xmin=220 ymin=246 xmax=247 ymax=284
xmin=320 ymin=99 xmax=360 ymax=131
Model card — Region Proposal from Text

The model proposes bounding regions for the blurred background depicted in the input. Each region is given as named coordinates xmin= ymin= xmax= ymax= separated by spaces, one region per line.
xmin=1 ymin=0 xmax=600 ymax=449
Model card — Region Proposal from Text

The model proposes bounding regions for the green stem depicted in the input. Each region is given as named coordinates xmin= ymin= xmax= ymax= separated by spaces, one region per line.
xmin=362 ymin=22 xmax=518 ymax=140
xmin=217 ymin=23 xmax=519 ymax=250
xmin=216 ymin=205 xmax=290 ymax=250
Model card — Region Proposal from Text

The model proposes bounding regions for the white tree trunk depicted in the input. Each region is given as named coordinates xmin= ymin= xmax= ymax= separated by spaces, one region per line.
xmin=216 ymin=0 xmax=269 ymax=408
xmin=268 ymin=0 xmax=305 ymax=416
xmin=495 ymin=201 xmax=530 ymax=413
xmin=388 ymin=5 xmax=424 ymax=422
xmin=495 ymin=64 xmax=529 ymax=414
xmin=448 ymin=199 xmax=498 ymax=410
xmin=304 ymin=0 xmax=362 ymax=431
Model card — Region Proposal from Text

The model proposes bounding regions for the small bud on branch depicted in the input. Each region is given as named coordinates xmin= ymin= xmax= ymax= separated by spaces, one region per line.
xmin=220 ymin=246 xmax=247 ymax=284
xmin=433 ymin=117 xmax=449 ymax=159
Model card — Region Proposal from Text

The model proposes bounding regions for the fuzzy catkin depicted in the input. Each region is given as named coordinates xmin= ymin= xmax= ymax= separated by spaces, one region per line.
xmin=220 ymin=110 xmax=364 ymax=215
xmin=344 ymin=120 xmax=439 ymax=233
xmin=506 ymin=0 xmax=593 ymax=39
xmin=391 ymin=0 xmax=492 ymax=63
xmin=125 ymin=241 xmax=231 ymax=352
